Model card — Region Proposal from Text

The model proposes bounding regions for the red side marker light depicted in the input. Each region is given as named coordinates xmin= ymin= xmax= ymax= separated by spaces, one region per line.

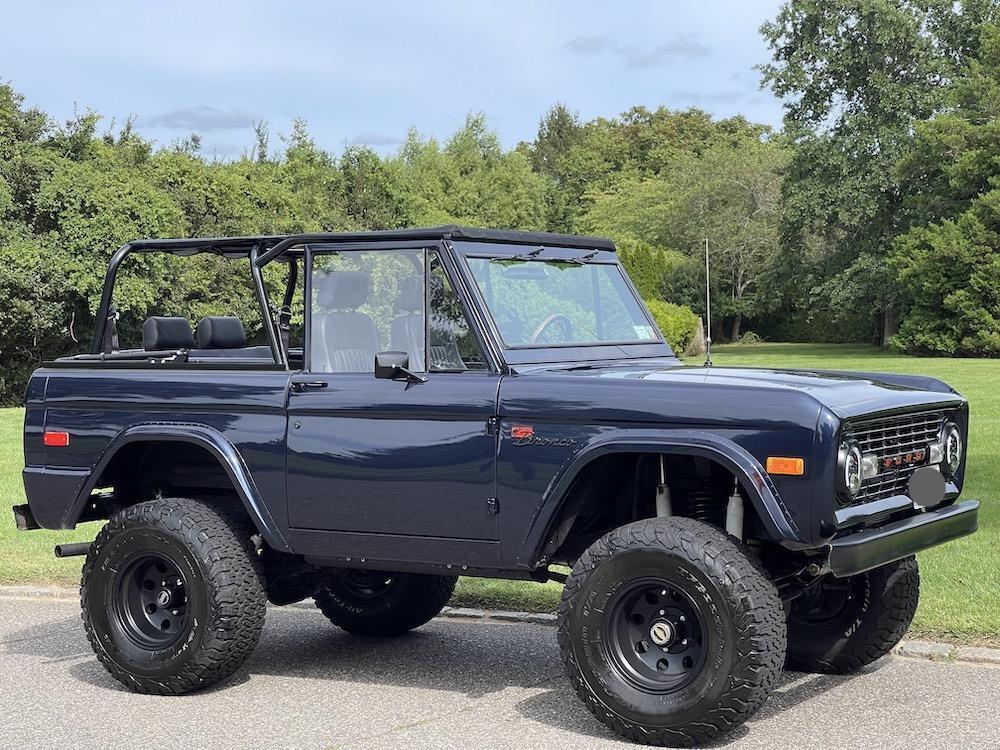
xmin=43 ymin=431 xmax=70 ymax=447
xmin=511 ymin=425 xmax=535 ymax=439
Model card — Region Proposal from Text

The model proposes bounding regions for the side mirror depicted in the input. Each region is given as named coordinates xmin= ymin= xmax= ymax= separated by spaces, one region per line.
xmin=374 ymin=351 xmax=427 ymax=383
xmin=375 ymin=350 xmax=409 ymax=379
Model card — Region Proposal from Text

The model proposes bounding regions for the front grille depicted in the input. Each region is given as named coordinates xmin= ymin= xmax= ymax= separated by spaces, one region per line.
xmin=841 ymin=409 xmax=947 ymax=505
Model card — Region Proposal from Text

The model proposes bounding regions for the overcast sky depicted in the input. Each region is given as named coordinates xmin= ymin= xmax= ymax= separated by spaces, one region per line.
xmin=1 ymin=1 xmax=786 ymax=159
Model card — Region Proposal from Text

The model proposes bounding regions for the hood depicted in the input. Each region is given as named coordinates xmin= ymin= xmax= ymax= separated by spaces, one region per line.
xmin=536 ymin=363 xmax=963 ymax=420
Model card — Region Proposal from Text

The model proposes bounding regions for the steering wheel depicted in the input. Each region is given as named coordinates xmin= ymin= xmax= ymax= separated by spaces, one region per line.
xmin=530 ymin=314 xmax=574 ymax=344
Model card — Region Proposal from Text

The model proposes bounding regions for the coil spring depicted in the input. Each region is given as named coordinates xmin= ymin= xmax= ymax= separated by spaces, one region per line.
xmin=678 ymin=486 xmax=725 ymax=528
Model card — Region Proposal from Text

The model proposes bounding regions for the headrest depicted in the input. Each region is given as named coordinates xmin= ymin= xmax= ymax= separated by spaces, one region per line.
xmin=395 ymin=275 xmax=423 ymax=313
xmin=143 ymin=316 xmax=193 ymax=351
xmin=315 ymin=271 xmax=370 ymax=309
xmin=197 ymin=317 xmax=246 ymax=349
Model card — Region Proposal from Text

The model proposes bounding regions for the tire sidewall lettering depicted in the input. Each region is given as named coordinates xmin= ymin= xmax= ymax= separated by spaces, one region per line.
xmin=88 ymin=527 xmax=209 ymax=676
xmin=572 ymin=548 xmax=735 ymax=726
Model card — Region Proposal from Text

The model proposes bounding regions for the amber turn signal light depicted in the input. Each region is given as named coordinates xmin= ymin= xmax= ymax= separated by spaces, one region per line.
xmin=766 ymin=456 xmax=804 ymax=476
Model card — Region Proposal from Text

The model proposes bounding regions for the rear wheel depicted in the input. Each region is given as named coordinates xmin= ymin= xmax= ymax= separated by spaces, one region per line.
xmin=81 ymin=498 xmax=266 ymax=694
xmin=558 ymin=517 xmax=786 ymax=746
xmin=314 ymin=570 xmax=456 ymax=636
xmin=785 ymin=556 xmax=919 ymax=674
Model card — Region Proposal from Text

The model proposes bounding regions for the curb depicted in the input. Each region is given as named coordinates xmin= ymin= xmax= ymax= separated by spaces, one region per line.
xmin=4 ymin=585 xmax=997 ymax=667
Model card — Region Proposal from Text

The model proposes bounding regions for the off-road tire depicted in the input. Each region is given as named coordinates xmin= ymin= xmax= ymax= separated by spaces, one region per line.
xmin=785 ymin=556 xmax=919 ymax=674
xmin=314 ymin=571 xmax=456 ymax=636
xmin=81 ymin=498 xmax=266 ymax=694
xmin=558 ymin=517 xmax=786 ymax=747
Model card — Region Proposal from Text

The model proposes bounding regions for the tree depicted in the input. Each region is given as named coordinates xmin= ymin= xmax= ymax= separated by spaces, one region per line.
xmin=339 ymin=146 xmax=406 ymax=230
xmin=759 ymin=0 xmax=999 ymax=345
xmin=889 ymin=22 xmax=1000 ymax=355
xmin=527 ymin=104 xmax=582 ymax=232
xmin=392 ymin=115 xmax=547 ymax=229
xmin=580 ymin=138 xmax=788 ymax=340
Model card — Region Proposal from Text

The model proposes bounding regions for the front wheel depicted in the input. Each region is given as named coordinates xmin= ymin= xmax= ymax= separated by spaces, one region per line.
xmin=314 ymin=570 xmax=456 ymax=636
xmin=558 ymin=517 xmax=786 ymax=747
xmin=785 ymin=556 xmax=919 ymax=674
xmin=81 ymin=498 xmax=266 ymax=694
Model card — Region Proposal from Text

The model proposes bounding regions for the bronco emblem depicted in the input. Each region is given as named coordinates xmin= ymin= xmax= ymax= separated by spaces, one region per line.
xmin=510 ymin=425 xmax=576 ymax=447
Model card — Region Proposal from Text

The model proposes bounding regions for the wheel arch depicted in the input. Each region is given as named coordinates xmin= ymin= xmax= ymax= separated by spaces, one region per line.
xmin=518 ymin=430 xmax=808 ymax=567
xmin=66 ymin=423 xmax=291 ymax=552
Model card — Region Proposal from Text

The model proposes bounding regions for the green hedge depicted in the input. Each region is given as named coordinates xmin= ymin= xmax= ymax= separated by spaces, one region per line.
xmin=644 ymin=299 xmax=699 ymax=353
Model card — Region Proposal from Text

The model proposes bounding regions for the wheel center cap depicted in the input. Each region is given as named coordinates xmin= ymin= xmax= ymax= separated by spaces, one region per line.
xmin=156 ymin=589 xmax=173 ymax=608
xmin=649 ymin=620 xmax=674 ymax=646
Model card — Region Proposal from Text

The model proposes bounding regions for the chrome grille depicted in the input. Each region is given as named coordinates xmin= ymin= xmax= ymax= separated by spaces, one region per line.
xmin=841 ymin=409 xmax=947 ymax=505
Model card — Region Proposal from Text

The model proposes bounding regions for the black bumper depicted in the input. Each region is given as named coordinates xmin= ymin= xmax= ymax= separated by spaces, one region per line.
xmin=12 ymin=504 xmax=40 ymax=531
xmin=828 ymin=500 xmax=979 ymax=577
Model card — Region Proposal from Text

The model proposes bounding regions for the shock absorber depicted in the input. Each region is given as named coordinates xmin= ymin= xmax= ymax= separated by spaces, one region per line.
xmin=725 ymin=490 xmax=744 ymax=540
xmin=655 ymin=454 xmax=672 ymax=516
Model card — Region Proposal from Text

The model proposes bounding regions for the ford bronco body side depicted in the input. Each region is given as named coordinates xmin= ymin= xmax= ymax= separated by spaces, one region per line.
xmin=13 ymin=227 xmax=978 ymax=745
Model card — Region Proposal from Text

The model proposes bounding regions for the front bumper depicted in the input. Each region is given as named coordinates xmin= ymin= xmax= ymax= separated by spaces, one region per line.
xmin=828 ymin=500 xmax=979 ymax=577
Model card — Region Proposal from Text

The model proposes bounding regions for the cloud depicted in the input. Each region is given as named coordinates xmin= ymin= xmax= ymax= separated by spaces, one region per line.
xmin=565 ymin=34 xmax=710 ymax=69
xmin=565 ymin=35 xmax=617 ymax=55
xmin=348 ymin=131 xmax=402 ymax=147
xmin=141 ymin=105 xmax=256 ymax=131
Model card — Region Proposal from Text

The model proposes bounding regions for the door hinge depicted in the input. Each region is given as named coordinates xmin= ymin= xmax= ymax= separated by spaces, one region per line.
xmin=485 ymin=416 xmax=499 ymax=437
xmin=486 ymin=497 xmax=499 ymax=515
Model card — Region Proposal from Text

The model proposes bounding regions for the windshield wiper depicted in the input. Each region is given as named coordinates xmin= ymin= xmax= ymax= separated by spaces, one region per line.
xmin=563 ymin=250 xmax=599 ymax=265
xmin=492 ymin=246 xmax=545 ymax=263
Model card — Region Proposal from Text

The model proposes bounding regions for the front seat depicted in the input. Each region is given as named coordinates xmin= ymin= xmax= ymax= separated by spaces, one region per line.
xmin=313 ymin=271 xmax=378 ymax=373
xmin=390 ymin=275 xmax=425 ymax=367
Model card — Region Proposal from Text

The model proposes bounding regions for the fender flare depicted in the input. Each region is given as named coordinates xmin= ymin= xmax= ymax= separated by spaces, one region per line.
xmin=64 ymin=422 xmax=291 ymax=552
xmin=518 ymin=429 xmax=809 ymax=566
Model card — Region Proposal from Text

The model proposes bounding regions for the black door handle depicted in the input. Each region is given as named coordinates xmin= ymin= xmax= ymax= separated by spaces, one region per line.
xmin=291 ymin=381 xmax=328 ymax=392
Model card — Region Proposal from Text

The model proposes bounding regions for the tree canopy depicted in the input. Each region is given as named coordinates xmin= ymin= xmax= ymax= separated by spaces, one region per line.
xmin=1 ymin=2 xmax=999 ymax=402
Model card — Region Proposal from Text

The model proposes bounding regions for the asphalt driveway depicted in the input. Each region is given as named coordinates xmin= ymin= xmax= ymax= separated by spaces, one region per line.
xmin=2 ymin=595 xmax=998 ymax=750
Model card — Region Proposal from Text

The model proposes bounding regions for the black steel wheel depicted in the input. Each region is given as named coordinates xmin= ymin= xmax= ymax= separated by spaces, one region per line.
xmin=786 ymin=556 xmax=919 ymax=674
xmin=314 ymin=570 xmax=456 ymax=636
xmin=81 ymin=498 xmax=266 ymax=694
xmin=605 ymin=578 xmax=707 ymax=695
xmin=112 ymin=553 xmax=190 ymax=650
xmin=558 ymin=517 xmax=786 ymax=747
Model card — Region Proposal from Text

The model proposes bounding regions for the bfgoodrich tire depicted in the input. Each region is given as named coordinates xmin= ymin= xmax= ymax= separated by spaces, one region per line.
xmin=81 ymin=498 xmax=266 ymax=694
xmin=558 ymin=517 xmax=786 ymax=747
xmin=314 ymin=570 xmax=456 ymax=636
xmin=785 ymin=556 xmax=919 ymax=674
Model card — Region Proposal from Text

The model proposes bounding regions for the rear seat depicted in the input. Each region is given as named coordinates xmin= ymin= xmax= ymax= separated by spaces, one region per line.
xmin=143 ymin=316 xmax=194 ymax=351
xmin=187 ymin=316 xmax=275 ymax=362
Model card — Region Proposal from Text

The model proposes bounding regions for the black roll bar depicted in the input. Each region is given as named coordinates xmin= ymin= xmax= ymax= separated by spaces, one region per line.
xmin=90 ymin=241 xmax=286 ymax=368
xmin=91 ymin=243 xmax=133 ymax=354
xmin=249 ymin=244 xmax=285 ymax=367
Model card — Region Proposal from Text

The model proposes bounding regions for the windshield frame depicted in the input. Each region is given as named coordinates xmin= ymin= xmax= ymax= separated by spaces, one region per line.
xmin=452 ymin=241 xmax=676 ymax=366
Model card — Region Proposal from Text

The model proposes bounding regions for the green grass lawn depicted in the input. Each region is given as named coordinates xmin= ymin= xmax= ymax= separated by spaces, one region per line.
xmin=2 ymin=343 xmax=997 ymax=644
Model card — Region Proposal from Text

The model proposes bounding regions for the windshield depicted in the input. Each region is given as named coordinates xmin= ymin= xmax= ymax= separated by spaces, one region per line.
xmin=465 ymin=257 xmax=659 ymax=348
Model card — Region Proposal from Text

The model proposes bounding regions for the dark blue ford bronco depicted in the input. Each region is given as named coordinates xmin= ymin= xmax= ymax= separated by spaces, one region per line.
xmin=13 ymin=227 xmax=979 ymax=745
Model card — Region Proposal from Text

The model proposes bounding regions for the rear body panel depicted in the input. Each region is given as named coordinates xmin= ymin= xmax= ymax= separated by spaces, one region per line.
xmin=24 ymin=368 xmax=290 ymax=531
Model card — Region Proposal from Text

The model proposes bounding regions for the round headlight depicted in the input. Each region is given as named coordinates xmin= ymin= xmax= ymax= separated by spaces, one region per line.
xmin=839 ymin=441 xmax=864 ymax=497
xmin=943 ymin=423 xmax=963 ymax=477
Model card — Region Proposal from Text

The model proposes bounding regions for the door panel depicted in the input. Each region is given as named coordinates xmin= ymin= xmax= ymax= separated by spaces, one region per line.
xmin=286 ymin=373 xmax=500 ymax=540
